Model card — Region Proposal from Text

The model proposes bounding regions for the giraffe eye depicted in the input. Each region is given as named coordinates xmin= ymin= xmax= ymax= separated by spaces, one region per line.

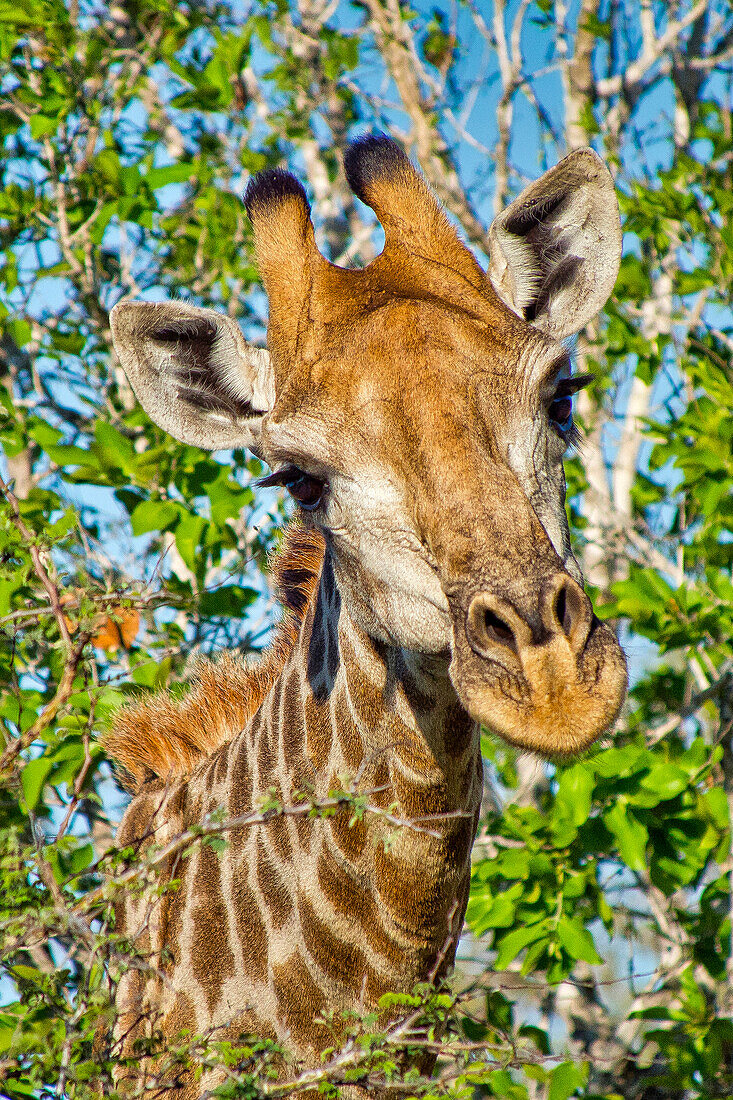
xmin=549 ymin=393 xmax=574 ymax=432
xmin=548 ymin=372 xmax=592 ymax=437
xmin=258 ymin=465 xmax=327 ymax=510
xmin=283 ymin=469 xmax=326 ymax=510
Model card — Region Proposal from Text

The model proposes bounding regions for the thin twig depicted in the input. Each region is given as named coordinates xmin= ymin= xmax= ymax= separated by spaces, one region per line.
xmin=0 ymin=472 xmax=93 ymax=771
xmin=1 ymin=471 xmax=74 ymax=650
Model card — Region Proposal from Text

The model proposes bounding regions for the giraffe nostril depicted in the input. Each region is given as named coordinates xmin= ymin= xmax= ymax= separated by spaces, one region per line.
xmin=545 ymin=575 xmax=592 ymax=652
xmin=555 ymin=585 xmax=569 ymax=636
xmin=482 ymin=609 xmax=517 ymax=653
xmin=466 ymin=593 xmax=525 ymax=660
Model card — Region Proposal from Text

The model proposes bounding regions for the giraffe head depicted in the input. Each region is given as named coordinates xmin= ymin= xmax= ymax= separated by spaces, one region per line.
xmin=110 ymin=136 xmax=626 ymax=757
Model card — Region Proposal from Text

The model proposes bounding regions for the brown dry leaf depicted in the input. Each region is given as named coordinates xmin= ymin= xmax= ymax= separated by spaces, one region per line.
xmin=60 ymin=589 xmax=81 ymax=636
xmin=92 ymin=608 xmax=140 ymax=652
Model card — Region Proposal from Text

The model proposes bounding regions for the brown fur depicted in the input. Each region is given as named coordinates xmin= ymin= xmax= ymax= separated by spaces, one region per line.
xmin=106 ymin=524 xmax=325 ymax=790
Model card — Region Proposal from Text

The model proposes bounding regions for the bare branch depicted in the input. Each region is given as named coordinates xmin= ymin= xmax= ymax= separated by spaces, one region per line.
xmin=595 ymin=0 xmax=710 ymax=100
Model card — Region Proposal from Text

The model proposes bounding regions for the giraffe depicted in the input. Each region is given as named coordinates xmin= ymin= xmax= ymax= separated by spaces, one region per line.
xmin=106 ymin=135 xmax=627 ymax=1096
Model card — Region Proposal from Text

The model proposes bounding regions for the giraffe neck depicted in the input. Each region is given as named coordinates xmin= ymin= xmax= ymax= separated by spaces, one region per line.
xmin=230 ymin=543 xmax=482 ymax=1018
xmin=115 ymin=541 xmax=482 ymax=1082
xmin=277 ymin=540 xmax=479 ymax=824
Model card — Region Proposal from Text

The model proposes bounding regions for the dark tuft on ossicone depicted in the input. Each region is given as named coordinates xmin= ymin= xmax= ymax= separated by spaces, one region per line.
xmin=343 ymin=133 xmax=411 ymax=201
xmin=244 ymin=168 xmax=310 ymax=218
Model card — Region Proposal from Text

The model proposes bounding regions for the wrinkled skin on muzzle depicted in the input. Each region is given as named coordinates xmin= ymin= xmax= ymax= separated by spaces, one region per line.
xmin=448 ymin=578 xmax=626 ymax=756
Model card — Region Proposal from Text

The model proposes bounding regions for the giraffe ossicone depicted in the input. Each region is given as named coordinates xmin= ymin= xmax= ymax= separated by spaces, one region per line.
xmin=107 ymin=134 xmax=627 ymax=1096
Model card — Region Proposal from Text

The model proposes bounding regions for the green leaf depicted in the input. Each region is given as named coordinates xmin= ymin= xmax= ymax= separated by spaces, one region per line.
xmin=494 ymin=920 xmax=550 ymax=970
xmin=174 ymin=512 xmax=207 ymax=572
xmin=605 ymin=801 xmax=649 ymax=872
xmin=198 ymin=585 xmax=258 ymax=617
xmin=556 ymin=916 xmax=603 ymax=965
xmin=555 ymin=762 xmax=595 ymax=827
xmin=703 ymin=787 xmax=729 ymax=830
xmin=547 ymin=1060 xmax=588 ymax=1100
xmin=0 ymin=1011 xmax=20 ymax=1052
xmin=130 ymin=498 xmax=181 ymax=536
xmin=29 ymin=113 xmax=59 ymax=139
xmin=10 ymin=965 xmax=42 ymax=984
xmin=639 ymin=763 xmax=688 ymax=802
xmin=21 ymin=756 xmax=54 ymax=810
xmin=66 ymin=842 xmax=94 ymax=875
xmin=518 ymin=1024 xmax=550 ymax=1054
xmin=144 ymin=161 xmax=196 ymax=190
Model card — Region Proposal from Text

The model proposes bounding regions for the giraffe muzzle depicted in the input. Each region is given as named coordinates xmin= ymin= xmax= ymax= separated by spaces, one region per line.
xmin=450 ymin=574 xmax=627 ymax=758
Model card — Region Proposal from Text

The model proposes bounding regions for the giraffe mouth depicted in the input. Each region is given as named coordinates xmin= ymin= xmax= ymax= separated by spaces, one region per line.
xmin=446 ymin=581 xmax=627 ymax=758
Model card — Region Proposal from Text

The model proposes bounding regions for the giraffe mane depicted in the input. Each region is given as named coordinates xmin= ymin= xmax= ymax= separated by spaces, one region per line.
xmin=105 ymin=524 xmax=326 ymax=792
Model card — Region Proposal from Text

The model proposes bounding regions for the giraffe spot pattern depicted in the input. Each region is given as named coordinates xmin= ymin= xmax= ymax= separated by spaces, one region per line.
xmin=315 ymin=847 xmax=403 ymax=971
xmin=304 ymin=691 xmax=333 ymax=770
xmin=190 ymin=845 xmax=236 ymax=1013
xmin=272 ymin=955 xmax=332 ymax=1048
xmin=374 ymin=842 xmax=451 ymax=939
xmin=256 ymin=834 xmax=295 ymax=929
xmin=330 ymin=804 xmax=367 ymax=860
xmin=232 ymin=871 xmax=269 ymax=983
xmin=298 ymin=891 xmax=372 ymax=994
xmin=267 ymin=809 xmax=294 ymax=863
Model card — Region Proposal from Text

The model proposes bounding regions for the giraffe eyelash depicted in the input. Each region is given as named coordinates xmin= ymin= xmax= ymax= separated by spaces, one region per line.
xmin=257 ymin=465 xmax=303 ymax=489
xmin=258 ymin=465 xmax=328 ymax=510
xmin=548 ymin=372 xmax=592 ymax=447
xmin=554 ymin=372 xmax=593 ymax=398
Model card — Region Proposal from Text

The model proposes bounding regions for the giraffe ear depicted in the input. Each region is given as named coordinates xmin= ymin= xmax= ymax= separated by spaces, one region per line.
xmin=110 ymin=301 xmax=275 ymax=453
xmin=487 ymin=148 xmax=622 ymax=340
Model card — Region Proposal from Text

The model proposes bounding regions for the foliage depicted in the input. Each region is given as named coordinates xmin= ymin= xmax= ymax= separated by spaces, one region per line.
xmin=1 ymin=1 xmax=732 ymax=1098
